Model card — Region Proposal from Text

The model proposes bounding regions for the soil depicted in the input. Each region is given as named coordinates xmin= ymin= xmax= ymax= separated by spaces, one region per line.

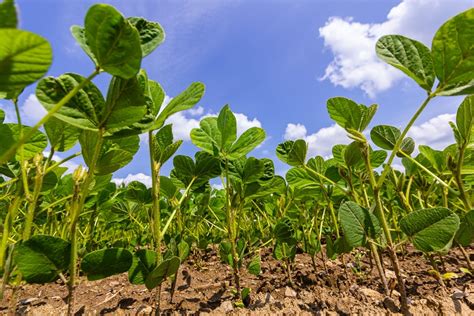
xmin=1 ymin=246 xmax=473 ymax=315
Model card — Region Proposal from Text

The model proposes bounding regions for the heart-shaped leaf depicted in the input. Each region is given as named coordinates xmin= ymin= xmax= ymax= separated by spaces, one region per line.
xmin=400 ymin=208 xmax=460 ymax=253
xmin=0 ymin=29 xmax=52 ymax=94
xmin=80 ymin=131 xmax=140 ymax=175
xmin=455 ymin=209 xmax=474 ymax=247
xmin=339 ymin=201 xmax=381 ymax=248
xmin=84 ymin=4 xmax=142 ymax=78
xmin=327 ymin=97 xmax=377 ymax=132
xmin=128 ymin=249 xmax=157 ymax=285
xmin=14 ymin=235 xmax=70 ymax=284
xmin=456 ymin=95 xmax=474 ymax=143
xmin=0 ymin=124 xmax=47 ymax=161
xmin=276 ymin=139 xmax=307 ymax=167
xmin=432 ymin=8 xmax=474 ymax=96
xmin=128 ymin=17 xmax=165 ymax=57
xmin=81 ymin=248 xmax=133 ymax=281
xmin=145 ymin=256 xmax=180 ymax=290
xmin=376 ymin=35 xmax=435 ymax=91
xmin=36 ymin=73 xmax=105 ymax=131
xmin=44 ymin=117 xmax=81 ymax=152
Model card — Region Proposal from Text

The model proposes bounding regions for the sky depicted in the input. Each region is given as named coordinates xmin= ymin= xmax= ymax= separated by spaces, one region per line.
xmin=1 ymin=0 xmax=473 ymax=186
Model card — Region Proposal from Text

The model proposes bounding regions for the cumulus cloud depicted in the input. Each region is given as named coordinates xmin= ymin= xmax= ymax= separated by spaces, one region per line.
xmin=319 ymin=0 xmax=473 ymax=97
xmin=284 ymin=123 xmax=350 ymax=158
xmin=164 ymin=108 xmax=262 ymax=141
xmin=408 ymin=113 xmax=455 ymax=150
xmin=113 ymin=173 xmax=152 ymax=188
xmin=0 ymin=94 xmax=46 ymax=125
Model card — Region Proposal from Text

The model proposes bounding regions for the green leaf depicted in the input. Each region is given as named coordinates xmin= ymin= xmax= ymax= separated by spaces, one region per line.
xmin=419 ymin=145 xmax=445 ymax=172
xmin=145 ymin=256 xmax=180 ymax=290
xmin=0 ymin=29 xmax=52 ymax=94
xmin=80 ymin=131 xmax=140 ymax=175
xmin=274 ymin=220 xmax=294 ymax=244
xmin=217 ymin=105 xmax=237 ymax=151
xmin=81 ymin=248 xmax=133 ymax=281
xmin=148 ymin=80 xmax=165 ymax=117
xmin=128 ymin=249 xmax=157 ymax=285
xmin=0 ymin=108 xmax=5 ymax=123
xmin=432 ymin=9 xmax=474 ymax=96
xmin=44 ymin=117 xmax=81 ymax=152
xmin=455 ymin=210 xmax=474 ymax=247
xmin=400 ymin=208 xmax=460 ymax=253
xmin=36 ymin=73 xmax=105 ymax=131
xmin=456 ymin=95 xmax=473 ymax=143
xmin=0 ymin=0 xmax=17 ymax=28
xmin=153 ymin=125 xmax=182 ymax=164
xmin=276 ymin=139 xmax=307 ymax=166
xmin=159 ymin=176 xmax=179 ymax=199
xmin=371 ymin=150 xmax=387 ymax=168
xmin=190 ymin=117 xmax=220 ymax=154
xmin=102 ymin=75 xmax=148 ymax=134
xmin=247 ymin=255 xmax=261 ymax=276
xmin=84 ymin=4 xmax=142 ymax=78
xmin=70 ymin=26 xmax=97 ymax=64
xmin=371 ymin=125 xmax=401 ymax=150
xmin=14 ymin=235 xmax=70 ymax=284
xmin=228 ymin=127 xmax=265 ymax=159
xmin=339 ymin=202 xmax=381 ymax=248
xmin=286 ymin=167 xmax=318 ymax=190
xmin=327 ymin=97 xmax=377 ymax=132
xmin=0 ymin=124 xmax=47 ymax=161
xmin=376 ymin=35 xmax=434 ymax=91
xmin=172 ymin=152 xmax=220 ymax=188
xmin=154 ymin=82 xmax=205 ymax=130
xmin=125 ymin=181 xmax=151 ymax=204
xmin=344 ymin=141 xmax=363 ymax=168
xmin=128 ymin=17 xmax=165 ymax=57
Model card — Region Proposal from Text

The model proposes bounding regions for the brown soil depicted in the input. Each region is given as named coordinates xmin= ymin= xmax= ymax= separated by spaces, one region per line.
xmin=1 ymin=246 xmax=473 ymax=315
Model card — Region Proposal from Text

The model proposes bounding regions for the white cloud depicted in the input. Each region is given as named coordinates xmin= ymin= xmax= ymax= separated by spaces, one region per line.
xmin=284 ymin=123 xmax=350 ymax=158
xmin=113 ymin=173 xmax=152 ymax=188
xmin=408 ymin=113 xmax=455 ymax=150
xmin=164 ymin=108 xmax=262 ymax=141
xmin=187 ymin=106 xmax=204 ymax=116
xmin=319 ymin=0 xmax=473 ymax=97
xmin=0 ymin=94 xmax=47 ymax=125
xmin=22 ymin=95 xmax=47 ymax=124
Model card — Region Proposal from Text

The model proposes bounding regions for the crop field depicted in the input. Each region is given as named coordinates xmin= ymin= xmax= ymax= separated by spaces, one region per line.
xmin=0 ymin=1 xmax=473 ymax=315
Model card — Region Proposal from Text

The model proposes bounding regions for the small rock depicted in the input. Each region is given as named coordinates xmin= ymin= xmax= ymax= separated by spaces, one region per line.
xmin=383 ymin=296 xmax=400 ymax=313
xmin=19 ymin=298 xmax=40 ymax=306
xmin=109 ymin=281 xmax=120 ymax=287
xmin=451 ymin=289 xmax=466 ymax=300
xmin=51 ymin=296 xmax=62 ymax=300
xmin=136 ymin=305 xmax=153 ymax=315
xmin=359 ymin=287 xmax=383 ymax=301
xmin=385 ymin=270 xmax=396 ymax=279
xmin=219 ymin=300 xmax=234 ymax=313
xmin=265 ymin=293 xmax=275 ymax=304
xmin=336 ymin=301 xmax=350 ymax=315
xmin=285 ymin=286 xmax=297 ymax=298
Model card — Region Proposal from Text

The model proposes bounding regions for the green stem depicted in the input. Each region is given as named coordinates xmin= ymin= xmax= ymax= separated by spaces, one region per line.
xmin=0 ymin=69 xmax=100 ymax=164
xmin=398 ymin=150 xmax=458 ymax=195
xmin=67 ymin=128 xmax=103 ymax=316
xmin=454 ymin=143 xmax=472 ymax=211
xmin=377 ymin=94 xmax=434 ymax=189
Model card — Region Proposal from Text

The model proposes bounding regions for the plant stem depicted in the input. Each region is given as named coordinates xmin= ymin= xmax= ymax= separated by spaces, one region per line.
xmin=224 ymin=158 xmax=241 ymax=298
xmin=377 ymin=94 xmax=434 ymax=189
xmin=369 ymin=242 xmax=389 ymax=295
xmin=67 ymin=129 xmax=104 ymax=316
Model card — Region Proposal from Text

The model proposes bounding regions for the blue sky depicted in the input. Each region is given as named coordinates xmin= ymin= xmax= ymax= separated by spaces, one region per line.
xmin=2 ymin=0 xmax=473 ymax=185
